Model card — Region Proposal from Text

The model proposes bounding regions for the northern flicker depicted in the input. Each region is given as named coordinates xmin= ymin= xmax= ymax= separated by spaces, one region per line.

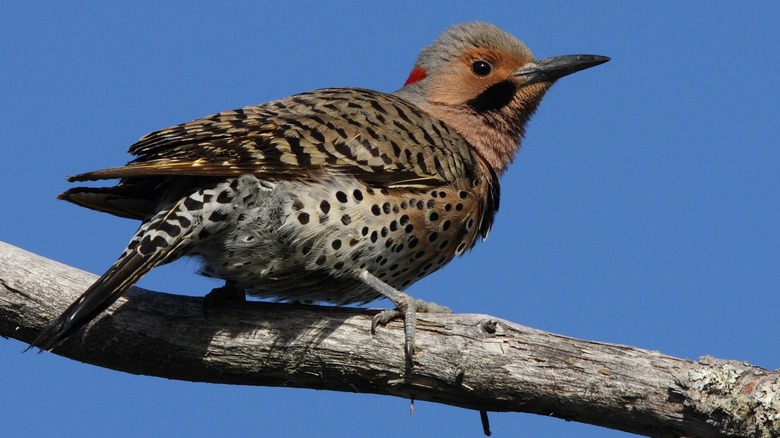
xmin=30 ymin=22 xmax=608 ymax=366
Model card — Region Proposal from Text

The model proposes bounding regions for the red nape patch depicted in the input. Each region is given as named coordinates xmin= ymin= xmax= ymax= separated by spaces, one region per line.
xmin=403 ymin=66 xmax=428 ymax=86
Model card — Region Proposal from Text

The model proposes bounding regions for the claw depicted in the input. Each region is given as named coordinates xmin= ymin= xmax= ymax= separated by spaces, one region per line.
xmin=361 ymin=268 xmax=452 ymax=369
xmin=372 ymin=303 xmax=416 ymax=369
xmin=372 ymin=309 xmax=402 ymax=333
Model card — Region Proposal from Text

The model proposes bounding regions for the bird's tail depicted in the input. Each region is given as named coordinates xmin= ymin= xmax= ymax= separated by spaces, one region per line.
xmin=27 ymin=250 xmax=161 ymax=352
xmin=28 ymin=195 xmax=200 ymax=352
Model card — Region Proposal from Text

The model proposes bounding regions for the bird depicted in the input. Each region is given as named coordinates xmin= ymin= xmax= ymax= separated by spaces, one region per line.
xmin=29 ymin=22 xmax=609 ymax=367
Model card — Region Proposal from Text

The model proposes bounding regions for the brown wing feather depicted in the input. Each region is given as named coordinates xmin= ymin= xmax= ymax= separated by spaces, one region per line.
xmin=61 ymin=88 xmax=479 ymax=216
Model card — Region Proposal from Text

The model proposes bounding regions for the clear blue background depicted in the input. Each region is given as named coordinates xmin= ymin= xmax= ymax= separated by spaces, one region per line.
xmin=2 ymin=2 xmax=778 ymax=436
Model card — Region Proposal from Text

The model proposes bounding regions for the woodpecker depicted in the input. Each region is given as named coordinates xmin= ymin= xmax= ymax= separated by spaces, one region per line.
xmin=30 ymin=22 xmax=608 ymax=366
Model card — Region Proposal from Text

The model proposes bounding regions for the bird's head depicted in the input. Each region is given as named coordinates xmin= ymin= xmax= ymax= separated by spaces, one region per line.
xmin=396 ymin=22 xmax=609 ymax=174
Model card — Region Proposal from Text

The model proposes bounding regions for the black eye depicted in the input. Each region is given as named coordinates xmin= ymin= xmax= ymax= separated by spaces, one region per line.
xmin=471 ymin=60 xmax=493 ymax=77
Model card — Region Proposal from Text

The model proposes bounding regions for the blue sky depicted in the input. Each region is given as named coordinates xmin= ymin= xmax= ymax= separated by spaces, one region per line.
xmin=2 ymin=2 xmax=778 ymax=437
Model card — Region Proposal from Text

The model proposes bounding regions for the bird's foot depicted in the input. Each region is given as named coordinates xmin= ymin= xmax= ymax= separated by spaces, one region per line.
xmin=358 ymin=270 xmax=450 ymax=369
xmin=372 ymin=298 xmax=451 ymax=369
xmin=203 ymin=284 xmax=246 ymax=319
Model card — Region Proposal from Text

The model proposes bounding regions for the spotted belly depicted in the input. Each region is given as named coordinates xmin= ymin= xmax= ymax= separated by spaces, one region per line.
xmin=193 ymin=174 xmax=487 ymax=304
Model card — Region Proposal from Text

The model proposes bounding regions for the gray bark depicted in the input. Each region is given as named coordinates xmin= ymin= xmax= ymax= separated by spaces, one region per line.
xmin=0 ymin=240 xmax=777 ymax=437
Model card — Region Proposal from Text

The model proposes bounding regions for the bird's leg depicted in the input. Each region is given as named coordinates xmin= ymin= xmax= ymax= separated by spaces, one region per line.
xmin=203 ymin=282 xmax=246 ymax=318
xmin=358 ymin=270 xmax=451 ymax=369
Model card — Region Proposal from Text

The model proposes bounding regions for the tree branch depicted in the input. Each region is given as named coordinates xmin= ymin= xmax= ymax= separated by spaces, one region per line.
xmin=1 ymin=240 xmax=777 ymax=437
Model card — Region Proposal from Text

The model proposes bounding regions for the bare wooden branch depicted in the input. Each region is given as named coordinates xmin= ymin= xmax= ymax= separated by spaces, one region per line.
xmin=1 ymin=240 xmax=777 ymax=437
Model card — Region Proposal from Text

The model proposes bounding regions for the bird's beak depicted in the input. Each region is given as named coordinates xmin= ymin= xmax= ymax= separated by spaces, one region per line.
xmin=514 ymin=54 xmax=610 ymax=86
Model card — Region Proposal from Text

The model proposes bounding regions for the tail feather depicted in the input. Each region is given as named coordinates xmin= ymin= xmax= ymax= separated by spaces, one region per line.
xmin=29 ymin=195 xmax=198 ymax=352
xmin=27 ymin=251 xmax=156 ymax=351
xmin=58 ymin=180 xmax=165 ymax=220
